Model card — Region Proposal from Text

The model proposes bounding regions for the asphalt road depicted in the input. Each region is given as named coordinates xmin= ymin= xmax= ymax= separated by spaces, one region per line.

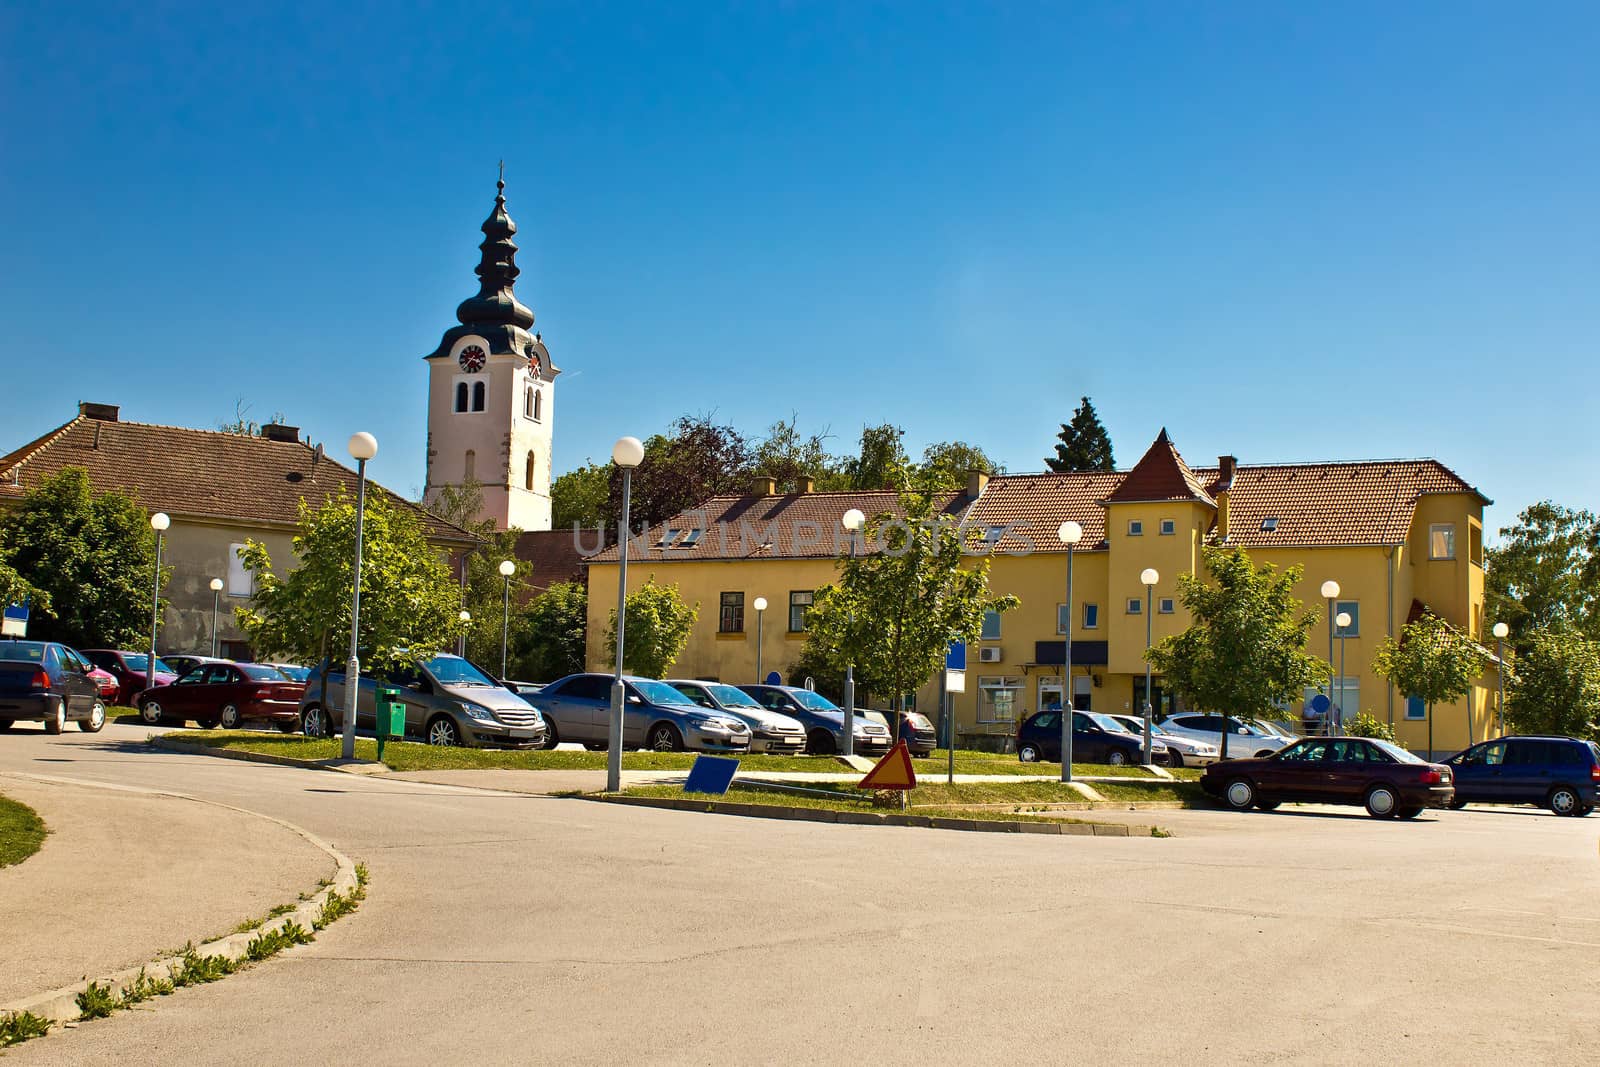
xmin=2 ymin=722 xmax=1595 ymax=1065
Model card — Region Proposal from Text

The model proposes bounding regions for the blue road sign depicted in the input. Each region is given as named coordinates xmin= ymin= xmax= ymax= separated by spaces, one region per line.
xmin=945 ymin=641 xmax=966 ymax=672
xmin=2 ymin=598 xmax=29 ymax=637
xmin=765 ymin=670 xmax=782 ymax=685
xmin=683 ymin=755 xmax=740 ymax=796
xmin=1309 ymin=693 xmax=1332 ymax=715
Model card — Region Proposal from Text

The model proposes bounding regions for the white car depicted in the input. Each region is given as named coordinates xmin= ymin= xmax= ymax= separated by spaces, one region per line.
xmin=1156 ymin=713 xmax=1296 ymax=759
xmin=663 ymin=680 xmax=808 ymax=755
xmin=1108 ymin=714 xmax=1220 ymax=767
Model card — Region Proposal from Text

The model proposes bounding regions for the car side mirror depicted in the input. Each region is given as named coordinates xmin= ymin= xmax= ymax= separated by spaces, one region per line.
xmin=626 ymin=694 xmax=643 ymax=705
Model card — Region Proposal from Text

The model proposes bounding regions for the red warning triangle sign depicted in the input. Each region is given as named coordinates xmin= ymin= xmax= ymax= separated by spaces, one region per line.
xmin=858 ymin=740 xmax=917 ymax=791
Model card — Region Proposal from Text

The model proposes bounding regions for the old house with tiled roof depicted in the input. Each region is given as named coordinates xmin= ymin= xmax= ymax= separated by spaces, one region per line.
xmin=0 ymin=403 xmax=477 ymax=657
xmin=585 ymin=429 xmax=1494 ymax=757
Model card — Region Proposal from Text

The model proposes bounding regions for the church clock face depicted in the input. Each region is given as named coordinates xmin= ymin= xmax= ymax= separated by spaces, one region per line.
xmin=458 ymin=344 xmax=487 ymax=373
xmin=527 ymin=351 xmax=541 ymax=378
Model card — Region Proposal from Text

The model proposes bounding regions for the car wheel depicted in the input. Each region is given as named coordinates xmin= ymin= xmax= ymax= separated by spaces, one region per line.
xmin=807 ymin=729 xmax=838 ymax=756
xmin=43 ymin=700 xmax=65 ymax=735
xmin=1548 ymin=787 xmax=1581 ymax=817
xmin=1018 ymin=742 xmax=1042 ymax=763
xmin=1364 ymin=785 xmax=1399 ymax=818
xmin=301 ymin=705 xmax=328 ymax=738
xmin=648 ymin=724 xmax=683 ymax=752
xmin=1446 ymin=798 xmax=1467 ymax=810
xmin=1255 ymin=798 xmax=1281 ymax=811
xmin=426 ymin=715 xmax=462 ymax=747
xmin=140 ymin=701 xmax=164 ymax=726
xmin=1397 ymin=806 xmax=1424 ymax=820
xmin=1578 ymin=804 xmax=1595 ymax=817
xmin=1107 ymin=749 xmax=1129 ymax=767
xmin=1167 ymin=749 xmax=1184 ymax=769
xmin=78 ymin=701 xmax=106 ymax=733
xmin=1223 ymin=778 xmax=1256 ymax=811
xmin=218 ymin=703 xmax=243 ymax=730
xmin=541 ymin=720 xmax=560 ymax=750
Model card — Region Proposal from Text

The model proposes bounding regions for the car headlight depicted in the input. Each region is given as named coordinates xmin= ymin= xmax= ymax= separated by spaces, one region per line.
xmin=460 ymin=702 xmax=499 ymax=724
xmin=690 ymin=717 xmax=731 ymax=732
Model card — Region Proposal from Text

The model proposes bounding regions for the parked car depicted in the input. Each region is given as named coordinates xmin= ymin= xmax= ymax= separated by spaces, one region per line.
xmin=252 ymin=662 xmax=311 ymax=683
xmin=0 ymin=641 xmax=108 ymax=733
xmin=137 ymin=662 xmax=304 ymax=730
xmin=530 ymin=674 xmax=750 ymax=753
xmin=85 ymin=664 xmax=121 ymax=705
xmin=1201 ymin=736 xmax=1454 ymax=818
xmin=83 ymin=649 xmax=179 ymax=701
xmin=664 ymin=679 xmax=807 ymax=754
xmin=300 ymin=654 xmax=546 ymax=748
xmin=1443 ymin=735 xmax=1600 ymax=816
xmin=163 ymin=654 xmax=233 ymax=678
xmin=1157 ymin=713 xmax=1296 ymax=758
xmin=501 ymin=680 xmax=544 ymax=697
xmin=858 ymin=707 xmax=938 ymax=756
xmin=1108 ymin=714 xmax=1219 ymax=767
xmin=737 ymin=684 xmax=893 ymax=756
xmin=1015 ymin=709 xmax=1167 ymax=766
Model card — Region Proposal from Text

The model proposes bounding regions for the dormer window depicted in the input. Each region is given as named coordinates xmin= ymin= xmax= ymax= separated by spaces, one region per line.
xmin=1260 ymin=517 xmax=1279 ymax=532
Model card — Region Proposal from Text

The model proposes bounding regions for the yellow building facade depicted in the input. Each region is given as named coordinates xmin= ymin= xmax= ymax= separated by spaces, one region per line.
xmin=586 ymin=431 xmax=1496 ymax=759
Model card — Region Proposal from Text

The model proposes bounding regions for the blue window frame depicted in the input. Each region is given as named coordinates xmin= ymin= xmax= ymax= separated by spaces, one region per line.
xmin=1405 ymin=695 xmax=1426 ymax=720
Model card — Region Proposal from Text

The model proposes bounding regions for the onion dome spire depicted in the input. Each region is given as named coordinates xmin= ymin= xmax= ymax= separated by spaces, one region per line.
xmin=454 ymin=165 xmax=536 ymax=330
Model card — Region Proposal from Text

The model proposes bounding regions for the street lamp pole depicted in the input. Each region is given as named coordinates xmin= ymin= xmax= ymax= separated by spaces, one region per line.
xmin=1335 ymin=612 xmax=1352 ymax=735
xmin=1493 ymin=621 xmax=1510 ymax=737
xmin=840 ymin=508 xmax=865 ymax=758
xmin=342 ymin=432 xmax=378 ymax=761
xmin=208 ymin=577 xmax=223 ymax=658
xmin=498 ymin=560 xmax=516 ymax=678
xmin=752 ymin=597 xmax=768 ymax=685
xmin=1058 ymin=521 xmax=1083 ymax=783
xmin=1140 ymin=567 xmax=1159 ymax=766
xmin=1321 ymin=580 xmax=1341 ymax=738
xmin=149 ymin=513 xmax=170 ymax=696
xmin=607 ymin=436 xmax=644 ymax=794
xmin=458 ymin=610 xmax=471 ymax=658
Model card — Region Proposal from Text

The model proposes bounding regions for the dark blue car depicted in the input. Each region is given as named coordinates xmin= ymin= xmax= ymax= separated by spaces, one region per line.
xmin=1015 ymin=710 xmax=1167 ymax=767
xmin=1444 ymin=735 xmax=1600 ymax=816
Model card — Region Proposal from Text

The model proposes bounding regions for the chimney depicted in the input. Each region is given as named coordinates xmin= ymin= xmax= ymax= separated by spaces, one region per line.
xmin=966 ymin=469 xmax=990 ymax=500
xmin=262 ymin=423 xmax=300 ymax=443
xmin=79 ymin=402 xmax=119 ymax=422
xmin=796 ymin=475 xmax=815 ymax=494
xmin=753 ymin=476 xmax=778 ymax=496
xmin=1215 ymin=455 xmax=1236 ymax=539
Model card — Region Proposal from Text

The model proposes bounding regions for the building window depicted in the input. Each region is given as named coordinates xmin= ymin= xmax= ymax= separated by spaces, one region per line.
xmin=977 ymin=677 xmax=1023 ymax=723
xmin=533 ymin=389 xmax=542 ymax=421
xmin=1056 ymin=605 xmax=1069 ymax=635
xmin=524 ymin=386 xmax=535 ymax=419
xmin=464 ymin=449 xmax=476 ymax=482
xmin=1305 ymin=680 xmax=1361 ymax=723
xmin=455 ymin=382 xmax=469 ymax=412
xmin=1083 ymin=603 xmax=1099 ymax=629
xmin=1334 ymin=600 xmax=1359 ymax=637
xmin=226 ymin=543 xmax=253 ymax=597
xmin=1159 ymin=597 xmax=1175 ymax=614
xmin=980 ymin=609 xmax=1002 ymax=640
xmin=719 ymin=592 xmax=744 ymax=633
xmin=1127 ymin=598 xmax=1142 ymax=615
xmin=1127 ymin=520 xmax=1143 ymax=536
xmin=1260 ymin=517 xmax=1279 ymax=532
xmin=471 ymin=381 xmax=486 ymax=412
xmin=524 ymin=451 xmax=536 ymax=491
xmin=1429 ymin=523 xmax=1455 ymax=560
xmin=788 ymin=590 xmax=814 ymax=632
xmin=1469 ymin=523 xmax=1483 ymax=566
xmin=1159 ymin=519 xmax=1176 ymax=536
xmin=1405 ymin=695 xmax=1426 ymax=720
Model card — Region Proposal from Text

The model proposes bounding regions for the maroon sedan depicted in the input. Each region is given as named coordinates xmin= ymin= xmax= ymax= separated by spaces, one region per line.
xmin=136 ymin=662 xmax=305 ymax=730
xmin=83 ymin=649 xmax=179 ymax=702
xmin=1201 ymin=736 xmax=1454 ymax=819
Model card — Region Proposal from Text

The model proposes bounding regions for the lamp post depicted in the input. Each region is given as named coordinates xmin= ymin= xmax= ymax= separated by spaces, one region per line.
xmin=498 ymin=559 xmax=516 ymax=678
xmin=1058 ymin=521 xmax=1083 ymax=783
xmin=208 ymin=577 xmax=224 ymax=657
xmin=752 ymin=597 xmax=768 ymax=685
xmin=607 ymin=435 xmax=644 ymax=794
xmin=1140 ymin=567 xmax=1159 ymax=766
xmin=341 ymin=432 xmax=378 ymax=761
xmin=1335 ymin=611 xmax=1352 ymax=735
xmin=1493 ymin=621 xmax=1509 ymax=737
xmin=149 ymin=513 xmax=170 ymax=696
xmin=1321 ymin=580 xmax=1341 ymax=738
xmin=840 ymin=508 xmax=865 ymax=757
xmin=458 ymin=610 xmax=471 ymax=657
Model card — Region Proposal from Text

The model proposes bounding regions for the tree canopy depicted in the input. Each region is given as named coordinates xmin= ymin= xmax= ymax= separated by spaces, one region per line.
xmin=604 ymin=577 xmax=699 ymax=678
xmin=1045 ymin=396 xmax=1115 ymax=472
xmin=510 ymin=580 xmax=588 ymax=682
xmin=1372 ymin=612 xmax=1485 ymax=754
xmin=1505 ymin=630 xmax=1600 ymax=741
xmin=1486 ymin=501 xmax=1600 ymax=648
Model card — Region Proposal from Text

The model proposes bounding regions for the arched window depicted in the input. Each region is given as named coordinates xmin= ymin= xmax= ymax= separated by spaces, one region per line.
xmin=463 ymin=449 xmax=476 ymax=481
xmin=455 ymin=382 xmax=468 ymax=412
xmin=524 ymin=386 xmax=534 ymax=419
xmin=524 ymin=450 xmax=536 ymax=491
xmin=533 ymin=389 xmax=542 ymax=421
xmin=471 ymin=381 xmax=486 ymax=412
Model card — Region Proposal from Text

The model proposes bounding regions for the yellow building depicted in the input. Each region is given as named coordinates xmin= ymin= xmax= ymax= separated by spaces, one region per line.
xmin=586 ymin=432 xmax=1496 ymax=759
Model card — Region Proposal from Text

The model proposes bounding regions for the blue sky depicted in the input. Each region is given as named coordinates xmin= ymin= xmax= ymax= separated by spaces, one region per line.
xmin=3 ymin=2 xmax=1596 ymax=538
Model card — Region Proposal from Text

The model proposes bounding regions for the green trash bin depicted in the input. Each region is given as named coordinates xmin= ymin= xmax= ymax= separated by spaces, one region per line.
xmin=375 ymin=686 xmax=405 ymax=760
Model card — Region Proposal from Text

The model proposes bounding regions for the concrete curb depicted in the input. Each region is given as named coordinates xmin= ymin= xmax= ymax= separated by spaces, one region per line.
xmin=580 ymin=793 xmax=1157 ymax=837
xmin=151 ymin=736 xmax=385 ymax=775
xmin=0 ymin=774 xmax=360 ymax=1027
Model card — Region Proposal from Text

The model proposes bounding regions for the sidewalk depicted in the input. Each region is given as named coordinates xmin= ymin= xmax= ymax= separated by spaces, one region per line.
xmin=0 ymin=774 xmax=335 ymax=1005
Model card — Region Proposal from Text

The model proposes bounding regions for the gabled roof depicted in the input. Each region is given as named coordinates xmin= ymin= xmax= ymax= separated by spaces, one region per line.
xmin=0 ymin=414 xmax=477 ymax=546
xmin=963 ymin=471 xmax=1124 ymax=553
xmin=1100 ymin=429 xmax=1216 ymax=507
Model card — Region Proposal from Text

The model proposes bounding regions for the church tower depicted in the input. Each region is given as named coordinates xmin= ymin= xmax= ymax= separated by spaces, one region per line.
xmin=423 ymin=175 xmax=558 ymax=532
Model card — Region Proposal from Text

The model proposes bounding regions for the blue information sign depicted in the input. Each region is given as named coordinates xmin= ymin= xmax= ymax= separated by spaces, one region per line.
xmin=945 ymin=641 xmax=966 ymax=672
xmin=682 ymin=755 xmax=740 ymax=796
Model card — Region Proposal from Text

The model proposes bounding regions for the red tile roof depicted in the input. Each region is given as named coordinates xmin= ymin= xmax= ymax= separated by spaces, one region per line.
xmin=1101 ymin=429 xmax=1216 ymax=506
xmin=512 ymin=529 xmax=590 ymax=594
xmin=0 ymin=415 xmax=476 ymax=545
xmin=963 ymin=471 xmax=1124 ymax=554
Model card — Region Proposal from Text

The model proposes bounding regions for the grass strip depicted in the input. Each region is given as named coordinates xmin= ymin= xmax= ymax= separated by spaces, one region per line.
xmin=0 ymin=1011 xmax=52 ymax=1047
xmin=625 ymin=777 xmax=1205 ymax=814
xmin=0 ymin=794 xmax=47 ymax=868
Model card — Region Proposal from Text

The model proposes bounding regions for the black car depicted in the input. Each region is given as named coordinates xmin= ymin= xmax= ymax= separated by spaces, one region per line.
xmin=738 ymin=684 xmax=893 ymax=755
xmin=1015 ymin=709 xmax=1166 ymax=767
xmin=1444 ymin=735 xmax=1600 ymax=816
xmin=0 ymin=640 xmax=108 ymax=734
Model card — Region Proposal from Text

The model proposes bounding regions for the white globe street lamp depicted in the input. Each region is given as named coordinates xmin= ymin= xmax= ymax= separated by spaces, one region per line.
xmin=341 ymin=433 xmax=378 ymax=760
xmin=498 ymin=559 xmax=517 ymax=678
xmin=1321 ymin=580 xmax=1341 ymax=737
xmin=606 ymin=436 xmax=645 ymax=793
xmin=1493 ymin=621 xmax=1510 ymax=736
xmin=458 ymin=609 xmax=471 ymax=657
xmin=840 ymin=509 xmax=866 ymax=755
xmin=752 ymin=597 xmax=769 ymax=688
xmin=1057 ymin=521 xmax=1084 ymax=782
xmin=1139 ymin=567 xmax=1159 ymax=765
xmin=208 ymin=577 xmax=224 ymax=657
xmin=147 ymin=513 xmax=170 ymax=698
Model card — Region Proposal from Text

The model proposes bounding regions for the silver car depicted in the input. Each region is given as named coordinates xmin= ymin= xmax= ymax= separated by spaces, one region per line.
xmin=530 ymin=674 xmax=752 ymax=753
xmin=664 ymin=680 xmax=807 ymax=755
xmin=1108 ymin=713 xmax=1220 ymax=767
xmin=300 ymin=654 xmax=546 ymax=748
xmin=1156 ymin=713 xmax=1295 ymax=759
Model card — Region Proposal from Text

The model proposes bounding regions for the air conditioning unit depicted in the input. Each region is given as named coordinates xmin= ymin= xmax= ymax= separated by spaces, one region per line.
xmin=978 ymin=647 xmax=1003 ymax=663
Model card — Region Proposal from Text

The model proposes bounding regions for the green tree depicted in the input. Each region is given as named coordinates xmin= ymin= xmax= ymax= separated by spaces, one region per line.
xmin=1145 ymin=545 xmax=1327 ymax=758
xmin=608 ymin=416 xmax=753 ymax=530
xmin=427 ymin=479 xmax=527 ymax=670
xmin=551 ymin=460 xmax=613 ymax=530
xmin=0 ymin=560 xmax=49 ymax=620
xmin=1486 ymin=502 xmax=1600 ymax=647
xmin=217 ymin=397 xmax=290 ymax=437
xmin=841 ymin=424 xmax=909 ymax=490
xmin=0 ymin=468 xmax=160 ymax=647
xmin=1344 ymin=711 xmax=1398 ymax=743
xmin=919 ymin=440 xmax=1003 ymax=490
xmin=750 ymin=414 xmax=848 ymax=492
xmin=1505 ymin=630 xmax=1600 ymax=741
xmin=509 ymin=581 xmax=588 ymax=682
xmin=604 ymin=577 xmax=699 ymax=678
xmin=236 ymin=489 xmax=465 ymax=700
xmin=803 ymin=468 xmax=1018 ymax=744
xmin=1372 ymin=612 xmax=1486 ymax=757
xmin=1045 ymin=396 xmax=1115 ymax=472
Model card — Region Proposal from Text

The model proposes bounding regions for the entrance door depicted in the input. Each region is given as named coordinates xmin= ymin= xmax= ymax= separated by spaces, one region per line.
xmin=1132 ymin=679 xmax=1173 ymax=719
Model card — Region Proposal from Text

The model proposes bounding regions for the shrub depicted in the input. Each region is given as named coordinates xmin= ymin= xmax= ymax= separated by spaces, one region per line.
xmin=76 ymin=981 xmax=117 ymax=1020
xmin=1345 ymin=711 xmax=1397 ymax=742
xmin=0 ymin=1011 xmax=52 ymax=1047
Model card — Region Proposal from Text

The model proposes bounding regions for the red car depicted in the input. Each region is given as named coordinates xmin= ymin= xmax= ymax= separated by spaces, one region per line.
xmin=86 ymin=665 xmax=120 ymax=705
xmin=136 ymin=662 xmax=305 ymax=730
xmin=1201 ymin=736 xmax=1455 ymax=819
xmin=83 ymin=649 xmax=179 ymax=701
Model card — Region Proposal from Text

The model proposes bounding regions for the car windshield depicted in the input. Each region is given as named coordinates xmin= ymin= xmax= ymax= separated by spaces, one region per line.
xmin=425 ymin=655 xmax=499 ymax=687
xmin=123 ymin=653 xmax=176 ymax=673
xmin=274 ymin=665 xmax=310 ymax=681
xmin=631 ymin=680 xmax=697 ymax=706
xmin=239 ymin=664 xmax=289 ymax=681
xmin=707 ymin=683 xmax=763 ymax=709
xmin=790 ymin=689 xmax=841 ymax=712
xmin=1370 ymin=739 xmax=1426 ymax=764
xmin=1086 ymin=713 xmax=1128 ymax=732
xmin=1252 ymin=719 xmax=1293 ymax=738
